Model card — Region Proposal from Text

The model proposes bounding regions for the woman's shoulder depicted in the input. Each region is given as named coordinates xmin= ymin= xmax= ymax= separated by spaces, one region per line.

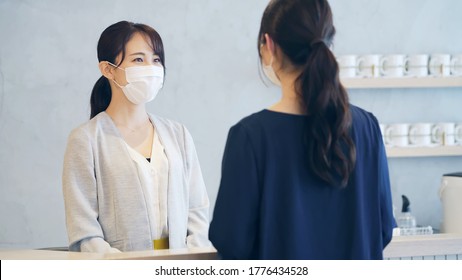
xmin=232 ymin=109 xmax=279 ymax=129
xmin=232 ymin=109 xmax=306 ymax=135
xmin=66 ymin=112 xmax=109 ymax=142
xmin=349 ymin=104 xmax=381 ymax=140
xmin=224 ymin=110 xmax=264 ymax=138
xmin=350 ymin=104 xmax=379 ymax=126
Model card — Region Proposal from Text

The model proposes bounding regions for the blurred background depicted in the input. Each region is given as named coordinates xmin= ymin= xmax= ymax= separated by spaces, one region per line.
xmin=0 ymin=0 xmax=461 ymax=249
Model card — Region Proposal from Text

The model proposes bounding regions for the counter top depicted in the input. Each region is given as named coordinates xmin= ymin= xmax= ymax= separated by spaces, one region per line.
xmin=0 ymin=246 xmax=218 ymax=260
xmin=2 ymin=234 xmax=462 ymax=260
xmin=383 ymin=233 xmax=462 ymax=259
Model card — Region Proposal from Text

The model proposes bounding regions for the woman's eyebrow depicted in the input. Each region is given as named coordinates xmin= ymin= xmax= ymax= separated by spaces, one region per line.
xmin=128 ymin=52 xmax=159 ymax=56
xmin=128 ymin=52 xmax=146 ymax=56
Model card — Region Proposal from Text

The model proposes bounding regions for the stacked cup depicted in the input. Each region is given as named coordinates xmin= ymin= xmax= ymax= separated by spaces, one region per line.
xmin=380 ymin=123 xmax=462 ymax=147
xmin=336 ymin=54 xmax=462 ymax=78
xmin=384 ymin=123 xmax=410 ymax=147
xmin=450 ymin=54 xmax=462 ymax=76
xmin=404 ymin=55 xmax=430 ymax=77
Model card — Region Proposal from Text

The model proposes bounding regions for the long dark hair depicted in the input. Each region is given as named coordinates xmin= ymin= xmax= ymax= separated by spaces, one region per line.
xmin=90 ymin=21 xmax=165 ymax=119
xmin=258 ymin=0 xmax=356 ymax=187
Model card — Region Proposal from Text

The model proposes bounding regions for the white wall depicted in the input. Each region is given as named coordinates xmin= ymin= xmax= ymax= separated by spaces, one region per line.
xmin=0 ymin=0 xmax=461 ymax=248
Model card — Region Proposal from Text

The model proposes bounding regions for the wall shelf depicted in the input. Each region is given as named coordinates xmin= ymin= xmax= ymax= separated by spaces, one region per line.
xmin=386 ymin=146 xmax=462 ymax=158
xmin=341 ymin=76 xmax=462 ymax=89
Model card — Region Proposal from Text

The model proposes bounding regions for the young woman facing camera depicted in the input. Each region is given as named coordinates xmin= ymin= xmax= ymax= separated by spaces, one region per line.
xmin=63 ymin=21 xmax=211 ymax=252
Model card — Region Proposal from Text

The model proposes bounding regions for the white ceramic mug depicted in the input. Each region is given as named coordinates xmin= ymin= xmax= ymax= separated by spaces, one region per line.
xmin=455 ymin=123 xmax=462 ymax=145
xmin=380 ymin=54 xmax=406 ymax=77
xmin=450 ymin=54 xmax=462 ymax=76
xmin=431 ymin=123 xmax=455 ymax=146
xmin=379 ymin=124 xmax=385 ymax=135
xmin=429 ymin=54 xmax=451 ymax=76
xmin=357 ymin=55 xmax=381 ymax=78
xmin=385 ymin=123 xmax=409 ymax=147
xmin=337 ymin=55 xmax=357 ymax=78
xmin=408 ymin=123 xmax=432 ymax=146
xmin=379 ymin=124 xmax=386 ymax=145
xmin=404 ymin=54 xmax=429 ymax=77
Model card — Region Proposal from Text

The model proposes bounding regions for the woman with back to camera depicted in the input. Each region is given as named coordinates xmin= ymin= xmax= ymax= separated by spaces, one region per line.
xmin=209 ymin=0 xmax=395 ymax=259
xmin=62 ymin=21 xmax=211 ymax=252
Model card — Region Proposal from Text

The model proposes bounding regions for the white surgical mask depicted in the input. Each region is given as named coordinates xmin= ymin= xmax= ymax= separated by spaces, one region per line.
xmin=109 ymin=62 xmax=164 ymax=105
xmin=262 ymin=57 xmax=281 ymax=87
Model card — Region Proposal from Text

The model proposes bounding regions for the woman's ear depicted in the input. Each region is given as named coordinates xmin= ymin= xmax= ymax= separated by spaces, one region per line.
xmin=99 ymin=61 xmax=115 ymax=80
xmin=263 ymin=33 xmax=283 ymax=69
xmin=261 ymin=33 xmax=277 ymax=66
xmin=264 ymin=33 xmax=276 ymax=56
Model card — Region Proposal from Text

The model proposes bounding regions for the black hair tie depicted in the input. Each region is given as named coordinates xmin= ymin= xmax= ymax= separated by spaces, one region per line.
xmin=310 ymin=38 xmax=325 ymax=47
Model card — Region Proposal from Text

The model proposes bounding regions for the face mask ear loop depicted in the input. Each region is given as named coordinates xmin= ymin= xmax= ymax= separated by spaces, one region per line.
xmin=112 ymin=78 xmax=124 ymax=89
xmin=107 ymin=61 xmax=124 ymax=71
xmin=106 ymin=61 xmax=125 ymax=88
xmin=268 ymin=56 xmax=274 ymax=68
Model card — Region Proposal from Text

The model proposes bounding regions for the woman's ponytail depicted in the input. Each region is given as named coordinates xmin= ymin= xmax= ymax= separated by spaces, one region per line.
xmin=90 ymin=76 xmax=111 ymax=119
xmin=258 ymin=0 xmax=356 ymax=187
xmin=297 ymin=43 xmax=356 ymax=187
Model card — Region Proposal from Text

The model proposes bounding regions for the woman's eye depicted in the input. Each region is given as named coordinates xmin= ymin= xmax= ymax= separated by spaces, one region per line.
xmin=133 ymin=57 xmax=143 ymax=62
xmin=154 ymin=58 xmax=161 ymax=63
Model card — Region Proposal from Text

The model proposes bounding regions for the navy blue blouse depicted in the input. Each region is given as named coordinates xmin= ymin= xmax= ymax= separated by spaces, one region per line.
xmin=209 ymin=106 xmax=395 ymax=259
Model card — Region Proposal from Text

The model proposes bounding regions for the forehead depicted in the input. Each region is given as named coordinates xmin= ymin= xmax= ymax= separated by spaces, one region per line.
xmin=125 ymin=32 xmax=154 ymax=54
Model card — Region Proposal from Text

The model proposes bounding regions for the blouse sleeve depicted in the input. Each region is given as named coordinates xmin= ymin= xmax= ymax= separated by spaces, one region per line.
xmin=182 ymin=126 xmax=212 ymax=248
xmin=209 ymin=123 xmax=260 ymax=259
xmin=62 ymin=128 xmax=119 ymax=253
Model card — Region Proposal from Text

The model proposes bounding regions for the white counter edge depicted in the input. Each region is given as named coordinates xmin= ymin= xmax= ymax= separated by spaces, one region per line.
xmin=2 ymin=234 xmax=462 ymax=260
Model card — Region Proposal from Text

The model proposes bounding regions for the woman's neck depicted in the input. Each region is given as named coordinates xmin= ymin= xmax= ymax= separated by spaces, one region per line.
xmin=269 ymin=73 xmax=306 ymax=115
xmin=105 ymin=97 xmax=150 ymax=127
